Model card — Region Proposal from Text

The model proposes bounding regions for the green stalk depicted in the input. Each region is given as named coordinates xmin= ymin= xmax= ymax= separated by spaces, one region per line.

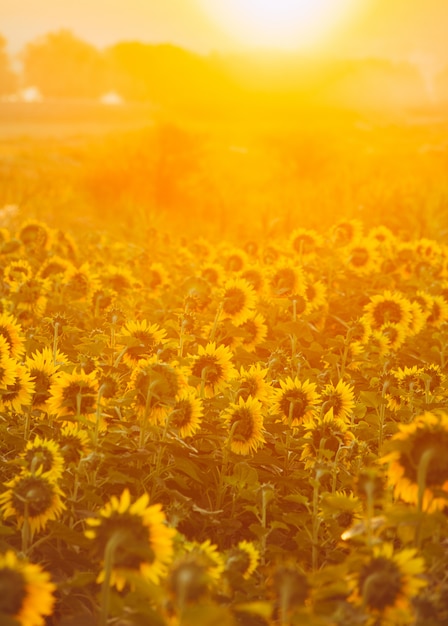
xmin=99 ymin=531 xmax=127 ymax=626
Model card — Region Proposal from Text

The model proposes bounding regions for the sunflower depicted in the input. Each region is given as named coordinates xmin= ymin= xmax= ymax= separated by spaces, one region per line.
xmin=426 ymin=294 xmax=448 ymax=327
xmin=369 ymin=225 xmax=397 ymax=249
xmin=220 ymin=246 xmax=249 ymax=273
xmin=19 ymin=436 xmax=65 ymax=481
xmin=220 ymin=277 xmax=257 ymax=327
xmin=363 ymin=290 xmax=412 ymax=331
xmin=273 ymin=377 xmax=320 ymax=428
xmin=3 ymin=259 xmax=33 ymax=287
xmin=101 ymin=264 xmax=137 ymax=294
xmin=0 ymin=312 xmax=25 ymax=359
xmin=351 ymin=317 xmax=372 ymax=344
xmin=225 ymin=540 xmax=260 ymax=580
xmin=380 ymin=322 xmax=407 ymax=352
xmin=0 ymin=550 xmax=56 ymax=626
xmin=37 ymin=255 xmax=74 ymax=281
xmin=234 ymin=363 xmax=273 ymax=407
xmin=183 ymin=539 xmax=225 ymax=582
xmin=168 ymin=539 xmax=225 ymax=606
xmin=85 ymin=488 xmax=175 ymax=590
xmin=407 ymin=301 xmax=426 ymax=336
xmin=0 ymin=364 xmax=35 ymax=412
xmin=13 ymin=276 xmax=51 ymax=318
xmin=329 ymin=218 xmax=363 ymax=247
xmin=50 ymin=228 xmax=78 ymax=261
xmin=319 ymin=380 xmax=355 ymax=423
xmin=240 ymin=263 xmax=266 ymax=294
xmin=168 ymin=388 xmax=203 ymax=438
xmin=62 ymin=262 xmax=99 ymax=302
xmin=0 ymin=471 xmax=66 ymax=535
xmin=419 ymin=363 xmax=445 ymax=396
xmin=300 ymin=409 xmax=355 ymax=469
xmin=238 ymin=312 xmax=268 ymax=352
xmin=119 ymin=319 xmax=167 ymax=366
xmin=189 ymin=342 xmax=236 ymax=398
xmin=17 ymin=219 xmax=52 ymax=251
xmin=129 ymin=359 xmax=183 ymax=424
xmin=343 ymin=238 xmax=380 ymax=276
xmin=269 ymin=262 xmax=306 ymax=299
xmin=145 ymin=262 xmax=169 ymax=296
xmin=382 ymin=410 xmax=448 ymax=512
xmin=304 ymin=278 xmax=327 ymax=313
xmin=26 ymin=349 xmax=61 ymax=411
xmin=200 ymin=262 xmax=225 ymax=287
xmin=348 ymin=543 xmax=426 ymax=624
xmin=366 ymin=330 xmax=392 ymax=358
xmin=289 ymin=227 xmax=323 ymax=261
xmin=0 ymin=349 xmax=17 ymax=389
xmin=58 ymin=423 xmax=91 ymax=465
xmin=222 ymin=396 xmax=266 ymax=455
xmin=47 ymin=369 xmax=98 ymax=418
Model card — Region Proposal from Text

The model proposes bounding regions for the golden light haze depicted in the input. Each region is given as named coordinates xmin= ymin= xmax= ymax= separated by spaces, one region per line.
xmin=2 ymin=0 xmax=448 ymax=66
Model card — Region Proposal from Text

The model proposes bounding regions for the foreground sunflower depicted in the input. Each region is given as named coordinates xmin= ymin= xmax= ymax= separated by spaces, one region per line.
xmin=168 ymin=388 xmax=203 ymax=438
xmin=118 ymin=319 xmax=167 ymax=366
xmin=234 ymin=363 xmax=273 ymax=407
xmin=85 ymin=488 xmax=175 ymax=590
xmin=129 ymin=359 xmax=183 ymax=424
xmin=0 ymin=471 xmax=66 ymax=534
xmin=273 ymin=377 xmax=320 ymax=428
xmin=300 ymin=409 xmax=355 ymax=469
xmin=363 ymin=290 xmax=412 ymax=332
xmin=222 ymin=396 xmax=266 ymax=455
xmin=189 ymin=342 xmax=236 ymax=398
xmin=0 ymin=312 xmax=25 ymax=359
xmin=382 ymin=410 xmax=448 ymax=511
xmin=0 ymin=364 xmax=35 ymax=413
xmin=238 ymin=312 xmax=268 ymax=352
xmin=0 ymin=550 xmax=56 ymax=626
xmin=220 ymin=277 xmax=257 ymax=326
xmin=26 ymin=348 xmax=62 ymax=411
xmin=19 ymin=436 xmax=65 ymax=480
xmin=47 ymin=369 xmax=98 ymax=418
xmin=348 ymin=543 xmax=426 ymax=625
xmin=319 ymin=379 xmax=355 ymax=423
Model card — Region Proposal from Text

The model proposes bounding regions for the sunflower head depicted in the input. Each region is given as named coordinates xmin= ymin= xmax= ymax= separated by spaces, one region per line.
xmin=0 ymin=550 xmax=56 ymax=626
xmin=225 ymin=540 xmax=260 ymax=581
xmin=382 ymin=410 xmax=448 ymax=511
xmin=189 ymin=342 xmax=236 ymax=398
xmin=168 ymin=388 xmax=203 ymax=438
xmin=0 ymin=470 xmax=66 ymax=535
xmin=273 ymin=377 xmax=320 ymax=428
xmin=19 ymin=436 xmax=65 ymax=480
xmin=222 ymin=396 xmax=266 ymax=455
xmin=85 ymin=489 xmax=175 ymax=589
xmin=349 ymin=543 xmax=426 ymax=622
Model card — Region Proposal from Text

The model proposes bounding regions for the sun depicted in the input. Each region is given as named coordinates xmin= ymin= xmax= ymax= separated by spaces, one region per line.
xmin=199 ymin=0 xmax=361 ymax=50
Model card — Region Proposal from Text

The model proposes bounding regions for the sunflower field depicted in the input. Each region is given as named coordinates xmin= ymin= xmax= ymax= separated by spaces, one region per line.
xmin=2 ymin=118 xmax=448 ymax=626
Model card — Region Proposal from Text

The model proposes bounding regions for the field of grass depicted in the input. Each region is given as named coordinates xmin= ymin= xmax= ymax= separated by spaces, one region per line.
xmin=1 ymin=103 xmax=448 ymax=625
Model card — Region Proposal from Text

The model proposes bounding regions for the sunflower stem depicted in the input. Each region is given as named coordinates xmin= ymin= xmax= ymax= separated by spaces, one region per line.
xmin=21 ymin=500 xmax=31 ymax=554
xmin=24 ymin=406 xmax=32 ymax=441
xmin=216 ymin=419 xmax=240 ymax=510
xmin=311 ymin=470 xmax=322 ymax=571
xmin=416 ymin=447 xmax=436 ymax=545
xmin=110 ymin=314 xmax=117 ymax=366
xmin=52 ymin=321 xmax=59 ymax=367
xmin=209 ymin=302 xmax=223 ymax=343
xmin=283 ymin=401 xmax=295 ymax=475
xmin=94 ymin=384 xmax=107 ymax=448
xmin=377 ymin=381 xmax=388 ymax=453
xmin=99 ymin=530 xmax=127 ymax=626
xmin=339 ymin=327 xmax=353 ymax=381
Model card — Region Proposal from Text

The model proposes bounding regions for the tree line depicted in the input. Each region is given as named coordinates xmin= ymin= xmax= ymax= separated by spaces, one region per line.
xmin=1 ymin=30 xmax=448 ymax=109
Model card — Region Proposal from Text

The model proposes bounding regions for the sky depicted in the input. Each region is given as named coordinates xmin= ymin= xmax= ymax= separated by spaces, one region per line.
xmin=2 ymin=0 xmax=448 ymax=69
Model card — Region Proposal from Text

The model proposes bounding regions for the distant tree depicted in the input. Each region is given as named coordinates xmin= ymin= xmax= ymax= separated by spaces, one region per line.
xmin=0 ymin=35 xmax=17 ymax=95
xmin=22 ymin=30 xmax=105 ymax=98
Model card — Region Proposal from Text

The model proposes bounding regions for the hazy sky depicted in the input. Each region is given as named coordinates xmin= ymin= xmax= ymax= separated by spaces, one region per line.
xmin=2 ymin=0 xmax=448 ymax=67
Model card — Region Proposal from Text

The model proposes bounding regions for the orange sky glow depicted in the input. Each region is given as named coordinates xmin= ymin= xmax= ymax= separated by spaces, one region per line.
xmin=2 ymin=0 xmax=448 ymax=68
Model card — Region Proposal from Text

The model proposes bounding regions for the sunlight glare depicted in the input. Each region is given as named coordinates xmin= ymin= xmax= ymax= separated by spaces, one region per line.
xmin=199 ymin=0 xmax=361 ymax=50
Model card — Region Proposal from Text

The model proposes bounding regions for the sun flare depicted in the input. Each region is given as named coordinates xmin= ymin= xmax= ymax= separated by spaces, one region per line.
xmin=199 ymin=0 xmax=361 ymax=50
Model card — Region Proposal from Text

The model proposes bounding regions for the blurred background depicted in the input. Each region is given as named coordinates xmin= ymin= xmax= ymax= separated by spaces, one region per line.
xmin=1 ymin=0 xmax=448 ymax=243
